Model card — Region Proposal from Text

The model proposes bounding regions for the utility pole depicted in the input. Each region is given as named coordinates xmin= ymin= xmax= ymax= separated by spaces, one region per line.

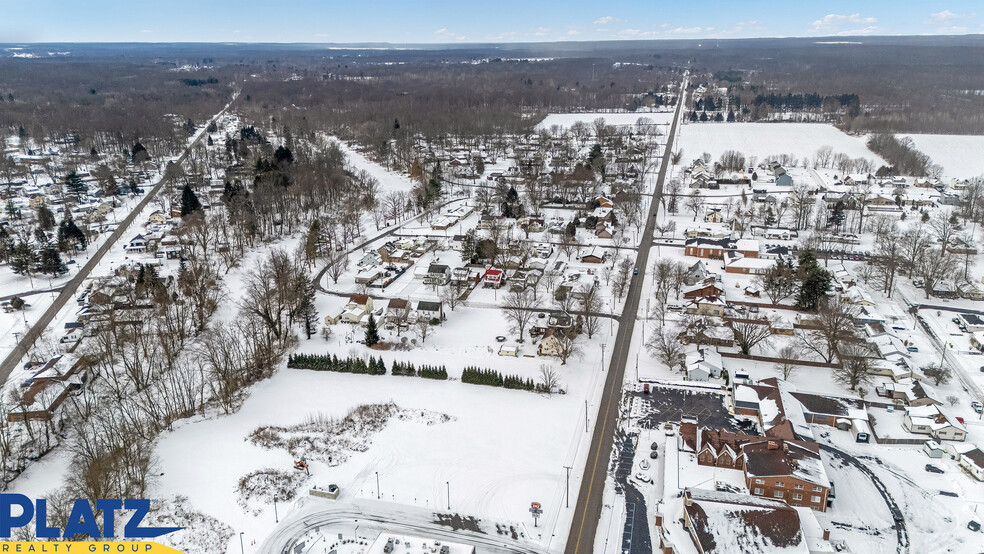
xmin=563 ymin=465 xmax=572 ymax=508
xmin=376 ymin=472 xmax=380 ymax=499
xmin=585 ymin=400 xmax=589 ymax=433
xmin=273 ymin=495 xmax=278 ymax=523
xmin=601 ymin=343 xmax=607 ymax=373
xmin=446 ymin=481 xmax=451 ymax=510
xmin=636 ymin=353 xmax=639 ymax=381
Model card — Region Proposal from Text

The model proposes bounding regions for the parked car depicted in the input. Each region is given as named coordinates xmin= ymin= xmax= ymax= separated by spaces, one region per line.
xmin=643 ymin=384 xmax=650 ymax=394
xmin=634 ymin=472 xmax=652 ymax=483
xmin=925 ymin=464 xmax=944 ymax=474
xmin=649 ymin=450 xmax=659 ymax=459
xmin=971 ymin=401 xmax=983 ymax=414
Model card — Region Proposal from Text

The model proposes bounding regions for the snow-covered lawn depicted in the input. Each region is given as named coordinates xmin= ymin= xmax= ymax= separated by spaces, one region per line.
xmin=675 ymin=122 xmax=884 ymax=166
xmin=899 ymin=134 xmax=984 ymax=180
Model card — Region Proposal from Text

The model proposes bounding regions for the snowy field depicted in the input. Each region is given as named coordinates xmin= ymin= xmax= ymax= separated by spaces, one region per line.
xmin=537 ymin=111 xmax=674 ymax=132
xmin=899 ymin=134 xmax=984 ymax=180
xmin=675 ymin=122 xmax=884 ymax=166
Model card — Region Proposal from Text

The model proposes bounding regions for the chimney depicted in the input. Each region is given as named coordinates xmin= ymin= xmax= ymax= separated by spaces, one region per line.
xmin=767 ymin=440 xmax=779 ymax=450
xmin=654 ymin=513 xmax=664 ymax=528
xmin=822 ymin=528 xmax=831 ymax=541
xmin=683 ymin=488 xmax=693 ymax=507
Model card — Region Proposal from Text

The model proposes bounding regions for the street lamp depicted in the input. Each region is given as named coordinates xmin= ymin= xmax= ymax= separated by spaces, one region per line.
xmin=601 ymin=343 xmax=607 ymax=372
xmin=273 ymin=495 xmax=278 ymax=523
xmin=446 ymin=481 xmax=451 ymax=510
xmin=376 ymin=471 xmax=380 ymax=499
xmin=239 ymin=532 xmax=244 ymax=554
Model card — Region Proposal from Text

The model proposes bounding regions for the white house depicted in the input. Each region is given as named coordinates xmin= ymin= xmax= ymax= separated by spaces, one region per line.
xmin=903 ymin=405 xmax=966 ymax=441
xmin=958 ymin=448 xmax=984 ymax=481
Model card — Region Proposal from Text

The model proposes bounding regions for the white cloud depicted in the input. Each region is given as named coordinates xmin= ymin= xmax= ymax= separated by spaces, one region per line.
xmin=532 ymin=27 xmax=551 ymax=37
xmin=140 ymin=29 xmax=152 ymax=33
xmin=929 ymin=9 xmax=975 ymax=22
xmin=594 ymin=16 xmax=622 ymax=25
xmin=567 ymin=29 xmax=581 ymax=36
xmin=834 ymin=26 xmax=879 ymax=36
xmin=434 ymin=28 xmax=465 ymax=40
xmin=668 ymin=26 xmax=702 ymax=34
xmin=811 ymin=13 xmax=877 ymax=30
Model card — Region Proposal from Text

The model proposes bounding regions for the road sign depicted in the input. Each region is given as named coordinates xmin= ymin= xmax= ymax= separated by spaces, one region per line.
xmin=531 ymin=502 xmax=541 ymax=510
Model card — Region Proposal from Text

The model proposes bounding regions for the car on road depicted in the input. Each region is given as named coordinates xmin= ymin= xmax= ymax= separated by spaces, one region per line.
xmin=651 ymin=442 xmax=659 ymax=450
xmin=634 ymin=472 xmax=652 ymax=483
xmin=925 ymin=464 xmax=944 ymax=474
xmin=906 ymin=345 xmax=918 ymax=352
xmin=633 ymin=268 xmax=639 ymax=275
xmin=649 ymin=450 xmax=659 ymax=459
xmin=972 ymin=401 xmax=983 ymax=414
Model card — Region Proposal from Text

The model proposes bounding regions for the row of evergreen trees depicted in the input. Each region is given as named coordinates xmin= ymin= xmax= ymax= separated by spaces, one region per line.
xmin=287 ymin=354 xmax=387 ymax=375
xmin=390 ymin=361 xmax=449 ymax=380
xmin=461 ymin=366 xmax=535 ymax=391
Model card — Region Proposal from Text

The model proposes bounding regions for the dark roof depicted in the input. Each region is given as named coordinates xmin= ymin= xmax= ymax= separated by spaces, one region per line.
xmin=742 ymin=441 xmax=823 ymax=484
xmin=685 ymin=237 xmax=735 ymax=249
xmin=428 ymin=264 xmax=449 ymax=273
xmin=961 ymin=313 xmax=984 ymax=325
xmin=790 ymin=392 xmax=864 ymax=418
xmin=964 ymin=448 xmax=984 ymax=469
xmin=684 ymin=489 xmax=804 ymax=553
xmin=417 ymin=301 xmax=442 ymax=312
xmin=387 ymin=298 xmax=409 ymax=310
xmin=349 ymin=294 xmax=371 ymax=306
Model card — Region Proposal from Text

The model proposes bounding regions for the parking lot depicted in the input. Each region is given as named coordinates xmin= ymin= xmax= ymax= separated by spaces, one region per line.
xmin=632 ymin=385 xmax=741 ymax=431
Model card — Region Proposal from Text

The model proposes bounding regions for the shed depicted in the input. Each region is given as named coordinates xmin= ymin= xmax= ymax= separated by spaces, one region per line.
xmin=851 ymin=419 xmax=871 ymax=443
xmin=922 ymin=440 xmax=944 ymax=459
xmin=498 ymin=345 xmax=519 ymax=357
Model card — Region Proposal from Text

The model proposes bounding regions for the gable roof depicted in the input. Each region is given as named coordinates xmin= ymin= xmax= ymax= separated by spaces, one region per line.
xmin=684 ymin=489 xmax=807 ymax=554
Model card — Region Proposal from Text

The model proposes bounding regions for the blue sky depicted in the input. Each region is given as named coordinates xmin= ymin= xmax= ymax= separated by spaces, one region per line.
xmin=0 ymin=1 xmax=981 ymax=43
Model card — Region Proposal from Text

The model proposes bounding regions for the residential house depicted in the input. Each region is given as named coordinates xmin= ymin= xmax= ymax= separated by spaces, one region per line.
xmin=580 ymin=248 xmax=607 ymax=264
xmin=703 ymin=207 xmax=724 ymax=223
xmin=424 ymin=263 xmax=451 ymax=286
xmin=787 ymin=392 xmax=868 ymax=429
xmin=385 ymin=298 xmax=410 ymax=326
xmin=124 ymin=234 xmax=147 ymax=253
xmin=683 ymin=281 xmax=725 ymax=301
xmin=340 ymin=294 xmax=374 ymax=325
xmin=903 ymin=405 xmax=966 ymax=441
xmin=879 ymin=378 xmax=940 ymax=406
xmin=483 ymin=267 xmax=505 ymax=288
xmin=147 ymin=210 xmax=169 ymax=226
xmin=416 ymin=301 xmax=444 ymax=323
xmin=959 ymin=448 xmax=984 ymax=481
xmin=683 ymin=260 xmax=711 ymax=286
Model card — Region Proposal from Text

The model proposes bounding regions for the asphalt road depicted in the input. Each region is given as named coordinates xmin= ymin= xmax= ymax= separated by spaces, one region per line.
xmin=563 ymin=77 xmax=687 ymax=554
xmin=0 ymin=94 xmax=237 ymax=386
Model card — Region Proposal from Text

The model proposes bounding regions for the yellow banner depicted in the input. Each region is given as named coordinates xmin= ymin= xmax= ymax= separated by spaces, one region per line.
xmin=0 ymin=544 xmax=184 ymax=554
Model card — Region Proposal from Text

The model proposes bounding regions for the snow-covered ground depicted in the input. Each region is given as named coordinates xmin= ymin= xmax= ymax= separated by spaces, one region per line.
xmin=676 ymin=122 xmax=884 ymax=166
xmin=537 ymin=111 xmax=675 ymax=132
xmin=899 ymin=134 xmax=984 ymax=180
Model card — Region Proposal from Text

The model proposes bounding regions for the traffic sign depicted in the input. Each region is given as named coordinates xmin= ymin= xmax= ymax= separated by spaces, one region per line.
xmin=531 ymin=502 xmax=541 ymax=510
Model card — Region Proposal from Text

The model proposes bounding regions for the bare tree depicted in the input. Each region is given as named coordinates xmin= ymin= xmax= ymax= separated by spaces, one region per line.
xmin=685 ymin=190 xmax=705 ymax=221
xmin=730 ymin=319 xmax=773 ymax=355
xmin=537 ymin=363 xmax=561 ymax=394
xmin=755 ymin=260 xmax=798 ymax=305
xmin=646 ymin=325 xmax=685 ymax=371
xmin=799 ymin=298 xmax=858 ymax=364
xmin=555 ymin=330 xmax=583 ymax=365
xmin=324 ymin=252 xmax=350 ymax=285
xmin=578 ymin=283 xmax=603 ymax=339
xmin=923 ymin=364 xmax=952 ymax=386
xmin=774 ymin=345 xmax=801 ymax=380
xmin=439 ymin=280 xmax=467 ymax=311
xmin=834 ymin=341 xmax=876 ymax=391
xmin=414 ymin=319 xmax=431 ymax=344
xmin=502 ymin=288 xmax=541 ymax=342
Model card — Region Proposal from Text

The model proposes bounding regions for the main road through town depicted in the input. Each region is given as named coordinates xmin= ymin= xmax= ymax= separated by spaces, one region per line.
xmin=563 ymin=76 xmax=687 ymax=554
xmin=0 ymin=93 xmax=239 ymax=386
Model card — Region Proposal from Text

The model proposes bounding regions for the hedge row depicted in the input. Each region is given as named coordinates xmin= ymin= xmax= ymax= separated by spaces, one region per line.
xmin=391 ymin=361 xmax=449 ymax=380
xmin=461 ymin=366 xmax=535 ymax=391
xmin=287 ymin=354 xmax=387 ymax=375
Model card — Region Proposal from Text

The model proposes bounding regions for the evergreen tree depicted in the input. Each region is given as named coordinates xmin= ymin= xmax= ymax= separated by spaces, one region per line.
xmin=274 ymin=145 xmax=294 ymax=167
xmin=0 ymin=225 xmax=11 ymax=263
xmin=38 ymin=246 xmax=67 ymax=276
xmin=829 ymin=201 xmax=846 ymax=230
xmin=299 ymin=281 xmax=319 ymax=339
xmin=796 ymin=250 xmax=832 ymax=311
xmin=64 ymin=171 xmax=86 ymax=203
xmin=9 ymin=242 xmax=36 ymax=275
xmin=180 ymin=184 xmax=203 ymax=217
xmin=35 ymin=204 xmax=55 ymax=230
xmin=303 ymin=219 xmax=322 ymax=266
xmin=8 ymin=296 xmax=24 ymax=310
xmin=131 ymin=142 xmax=149 ymax=164
xmin=364 ymin=314 xmax=380 ymax=347
xmin=727 ymin=110 xmax=736 ymax=122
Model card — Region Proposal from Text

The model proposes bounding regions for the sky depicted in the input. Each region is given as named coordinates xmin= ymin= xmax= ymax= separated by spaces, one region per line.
xmin=0 ymin=1 xmax=981 ymax=44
